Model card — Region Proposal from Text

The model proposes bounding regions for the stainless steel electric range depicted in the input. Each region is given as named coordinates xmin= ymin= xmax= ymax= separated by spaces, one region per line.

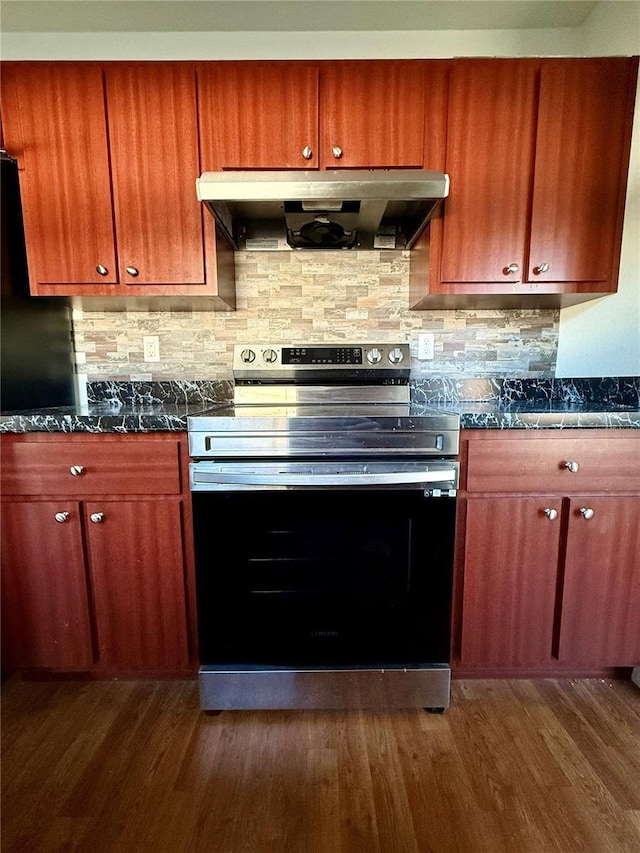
xmin=188 ymin=343 xmax=460 ymax=712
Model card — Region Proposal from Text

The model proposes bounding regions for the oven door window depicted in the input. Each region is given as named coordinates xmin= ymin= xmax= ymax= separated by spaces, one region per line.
xmin=193 ymin=489 xmax=455 ymax=667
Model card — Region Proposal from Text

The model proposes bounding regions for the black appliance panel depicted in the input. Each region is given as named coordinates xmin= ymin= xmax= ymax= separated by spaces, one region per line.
xmin=194 ymin=489 xmax=455 ymax=668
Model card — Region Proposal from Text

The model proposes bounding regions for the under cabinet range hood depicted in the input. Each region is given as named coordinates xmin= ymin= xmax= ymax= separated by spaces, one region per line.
xmin=196 ymin=169 xmax=449 ymax=251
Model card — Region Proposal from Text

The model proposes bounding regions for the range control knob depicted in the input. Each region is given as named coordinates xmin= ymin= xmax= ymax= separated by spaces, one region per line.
xmin=366 ymin=348 xmax=382 ymax=364
xmin=388 ymin=347 xmax=404 ymax=364
xmin=263 ymin=348 xmax=278 ymax=364
xmin=240 ymin=348 xmax=256 ymax=364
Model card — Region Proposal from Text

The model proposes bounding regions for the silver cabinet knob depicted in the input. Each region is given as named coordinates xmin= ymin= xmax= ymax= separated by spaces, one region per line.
xmin=96 ymin=265 xmax=109 ymax=276
xmin=565 ymin=461 xmax=580 ymax=473
xmin=504 ymin=263 xmax=519 ymax=275
xmin=580 ymin=507 xmax=595 ymax=520
xmin=544 ymin=508 xmax=558 ymax=520
xmin=54 ymin=511 xmax=70 ymax=523
xmin=302 ymin=146 xmax=313 ymax=160
xmin=90 ymin=512 xmax=105 ymax=524
xmin=533 ymin=262 xmax=550 ymax=274
xmin=125 ymin=266 xmax=139 ymax=277
xmin=332 ymin=146 xmax=343 ymax=159
xmin=69 ymin=465 xmax=85 ymax=476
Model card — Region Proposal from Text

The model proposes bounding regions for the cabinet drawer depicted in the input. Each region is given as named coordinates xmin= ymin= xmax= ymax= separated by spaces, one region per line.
xmin=466 ymin=436 xmax=640 ymax=493
xmin=1 ymin=441 xmax=181 ymax=495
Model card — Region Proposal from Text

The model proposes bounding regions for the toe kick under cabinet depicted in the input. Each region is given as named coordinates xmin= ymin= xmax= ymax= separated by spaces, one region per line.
xmin=0 ymin=433 xmax=197 ymax=676
xmin=454 ymin=430 xmax=640 ymax=676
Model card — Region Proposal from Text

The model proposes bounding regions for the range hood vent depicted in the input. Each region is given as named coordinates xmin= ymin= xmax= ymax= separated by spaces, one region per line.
xmin=196 ymin=170 xmax=449 ymax=251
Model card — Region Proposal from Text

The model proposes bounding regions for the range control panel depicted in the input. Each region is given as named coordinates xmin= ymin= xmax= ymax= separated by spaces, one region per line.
xmin=233 ymin=343 xmax=410 ymax=372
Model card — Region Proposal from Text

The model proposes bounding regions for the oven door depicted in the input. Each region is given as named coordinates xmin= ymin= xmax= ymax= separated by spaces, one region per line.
xmin=191 ymin=463 xmax=457 ymax=711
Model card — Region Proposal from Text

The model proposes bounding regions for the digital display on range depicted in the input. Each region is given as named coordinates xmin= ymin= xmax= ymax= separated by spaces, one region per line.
xmin=282 ymin=347 xmax=363 ymax=365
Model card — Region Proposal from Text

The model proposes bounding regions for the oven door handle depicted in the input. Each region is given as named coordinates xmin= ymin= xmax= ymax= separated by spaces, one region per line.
xmin=190 ymin=467 xmax=458 ymax=488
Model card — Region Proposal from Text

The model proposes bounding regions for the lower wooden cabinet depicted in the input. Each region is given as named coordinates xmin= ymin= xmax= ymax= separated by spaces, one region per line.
xmin=1 ymin=500 xmax=94 ymax=670
xmin=460 ymin=496 xmax=561 ymax=667
xmin=559 ymin=495 xmax=640 ymax=666
xmin=457 ymin=430 xmax=640 ymax=673
xmin=0 ymin=434 xmax=195 ymax=675
xmin=86 ymin=499 xmax=189 ymax=670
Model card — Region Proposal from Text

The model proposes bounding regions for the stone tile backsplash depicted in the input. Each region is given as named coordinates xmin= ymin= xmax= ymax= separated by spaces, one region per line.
xmin=72 ymin=250 xmax=560 ymax=381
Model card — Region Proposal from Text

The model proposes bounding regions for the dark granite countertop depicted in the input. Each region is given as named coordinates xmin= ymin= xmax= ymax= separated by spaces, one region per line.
xmin=1 ymin=377 xmax=638 ymax=433
xmin=0 ymin=401 xmax=225 ymax=434
xmin=446 ymin=400 xmax=640 ymax=430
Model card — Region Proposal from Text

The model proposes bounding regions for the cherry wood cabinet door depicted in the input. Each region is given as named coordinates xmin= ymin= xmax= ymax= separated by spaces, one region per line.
xmin=0 ymin=62 xmax=117 ymax=289
xmin=558 ymin=496 xmax=640 ymax=666
xmin=0 ymin=500 xmax=94 ymax=670
xmin=319 ymin=61 xmax=429 ymax=169
xmin=85 ymin=499 xmax=189 ymax=671
xmin=528 ymin=58 xmax=638 ymax=286
xmin=440 ymin=59 xmax=537 ymax=285
xmin=198 ymin=62 xmax=320 ymax=170
xmin=460 ymin=496 xmax=561 ymax=666
xmin=105 ymin=63 xmax=205 ymax=286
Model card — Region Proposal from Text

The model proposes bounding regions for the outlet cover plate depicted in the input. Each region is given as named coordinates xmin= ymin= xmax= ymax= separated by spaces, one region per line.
xmin=418 ymin=333 xmax=435 ymax=360
xmin=143 ymin=336 xmax=160 ymax=362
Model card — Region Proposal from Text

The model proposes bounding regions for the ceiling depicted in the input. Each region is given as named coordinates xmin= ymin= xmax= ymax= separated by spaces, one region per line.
xmin=1 ymin=1 xmax=601 ymax=33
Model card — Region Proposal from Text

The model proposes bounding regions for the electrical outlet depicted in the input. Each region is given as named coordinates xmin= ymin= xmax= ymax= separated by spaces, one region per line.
xmin=417 ymin=333 xmax=435 ymax=360
xmin=143 ymin=336 xmax=160 ymax=363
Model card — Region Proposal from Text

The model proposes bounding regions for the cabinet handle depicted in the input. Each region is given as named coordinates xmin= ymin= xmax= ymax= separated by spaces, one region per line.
xmin=504 ymin=263 xmax=519 ymax=275
xmin=544 ymin=508 xmax=558 ymax=520
xmin=90 ymin=512 xmax=105 ymax=524
xmin=332 ymin=146 xmax=343 ymax=159
xmin=69 ymin=465 xmax=85 ymax=476
xmin=96 ymin=265 xmax=109 ymax=276
xmin=533 ymin=262 xmax=550 ymax=274
xmin=579 ymin=507 xmax=595 ymax=520
xmin=302 ymin=145 xmax=313 ymax=160
xmin=125 ymin=266 xmax=139 ymax=277
xmin=54 ymin=511 xmax=70 ymax=523
xmin=564 ymin=461 xmax=580 ymax=473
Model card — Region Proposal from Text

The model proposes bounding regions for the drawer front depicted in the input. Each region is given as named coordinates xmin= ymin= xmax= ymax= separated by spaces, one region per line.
xmin=1 ymin=441 xmax=181 ymax=495
xmin=466 ymin=436 xmax=640 ymax=493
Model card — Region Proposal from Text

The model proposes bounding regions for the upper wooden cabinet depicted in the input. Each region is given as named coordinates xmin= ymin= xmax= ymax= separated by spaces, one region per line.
xmin=318 ymin=60 xmax=437 ymax=170
xmin=198 ymin=60 xmax=445 ymax=171
xmin=440 ymin=59 xmax=537 ymax=287
xmin=0 ymin=61 xmax=235 ymax=307
xmin=0 ymin=63 xmax=118 ymax=288
xmin=529 ymin=59 xmax=635 ymax=287
xmin=412 ymin=56 xmax=638 ymax=309
xmin=198 ymin=62 xmax=320 ymax=169
xmin=2 ymin=57 xmax=637 ymax=310
xmin=105 ymin=64 xmax=205 ymax=288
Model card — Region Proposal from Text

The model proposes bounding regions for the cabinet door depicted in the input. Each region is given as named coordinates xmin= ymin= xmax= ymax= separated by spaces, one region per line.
xmin=319 ymin=61 xmax=429 ymax=169
xmin=105 ymin=63 xmax=205 ymax=286
xmin=460 ymin=496 xmax=561 ymax=666
xmin=198 ymin=62 xmax=319 ymax=170
xmin=0 ymin=500 xmax=94 ymax=670
xmin=558 ymin=496 xmax=640 ymax=666
xmin=440 ymin=59 xmax=537 ymax=284
xmin=0 ymin=62 xmax=117 ymax=289
xmin=528 ymin=58 xmax=638 ymax=286
xmin=86 ymin=499 xmax=189 ymax=670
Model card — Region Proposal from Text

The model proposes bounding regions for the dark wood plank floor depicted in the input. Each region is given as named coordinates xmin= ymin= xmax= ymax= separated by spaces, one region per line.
xmin=2 ymin=677 xmax=639 ymax=852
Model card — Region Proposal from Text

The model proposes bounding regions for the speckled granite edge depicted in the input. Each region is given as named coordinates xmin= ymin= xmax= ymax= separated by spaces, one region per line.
xmin=455 ymin=406 xmax=640 ymax=430
xmin=1 ymin=377 xmax=638 ymax=433
xmin=411 ymin=376 xmax=640 ymax=406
